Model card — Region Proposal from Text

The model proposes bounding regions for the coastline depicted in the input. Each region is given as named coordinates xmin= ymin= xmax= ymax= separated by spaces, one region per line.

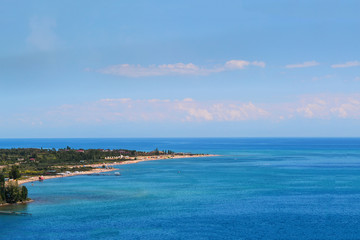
xmin=84 ymin=154 xmax=218 ymax=167
xmin=17 ymin=168 xmax=115 ymax=185
xmin=0 ymin=199 xmax=34 ymax=208
xmin=17 ymin=154 xmax=217 ymax=185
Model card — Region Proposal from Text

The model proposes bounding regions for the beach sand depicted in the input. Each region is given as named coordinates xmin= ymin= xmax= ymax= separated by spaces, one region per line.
xmin=17 ymin=168 xmax=115 ymax=185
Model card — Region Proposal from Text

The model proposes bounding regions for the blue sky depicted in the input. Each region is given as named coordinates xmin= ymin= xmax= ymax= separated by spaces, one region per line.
xmin=1 ymin=0 xmax=360 ymax=137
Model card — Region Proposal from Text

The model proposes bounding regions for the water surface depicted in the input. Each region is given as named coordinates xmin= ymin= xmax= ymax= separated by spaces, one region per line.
xmin=1 ymin=138 xmax=360 ymax=239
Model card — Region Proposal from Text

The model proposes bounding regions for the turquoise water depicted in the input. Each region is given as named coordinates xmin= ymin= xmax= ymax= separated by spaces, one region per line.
xmin=1 ymin=138 xmax=360 ymax=239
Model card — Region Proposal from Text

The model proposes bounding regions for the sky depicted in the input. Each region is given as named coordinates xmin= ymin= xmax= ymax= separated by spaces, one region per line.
xmin=0 ymin=0 xmax=360 ymax=137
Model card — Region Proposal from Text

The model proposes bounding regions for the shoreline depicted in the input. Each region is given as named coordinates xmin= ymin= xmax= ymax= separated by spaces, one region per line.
xmin=0 ymin=199 xmax=34 ymax=208
xmin=17 ymin=168 xmax=116 ymax=185
xmin=17 ymin=154 xmax=217 ymax=185
xmin=84 ymin=154 xmax=218 ymax=167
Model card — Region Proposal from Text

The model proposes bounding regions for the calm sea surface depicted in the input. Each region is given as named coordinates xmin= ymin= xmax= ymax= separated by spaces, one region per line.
xmin=1 ymin=138 xmax=360 ymax=239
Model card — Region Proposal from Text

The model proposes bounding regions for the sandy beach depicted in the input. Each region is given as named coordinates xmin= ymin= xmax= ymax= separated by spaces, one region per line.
xmin=17 ymin=154 xmax=216 ymax=185
xmin=17 ymin=168 xmax=115 ymax=185
xmin=85 ymin=154 xmax=217 ymax=167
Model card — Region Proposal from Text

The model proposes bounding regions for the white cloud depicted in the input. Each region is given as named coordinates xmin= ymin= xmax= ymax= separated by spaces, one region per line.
xmin=224 ymin=60 xmax=250 ymax=69
xmin=100 ymin=98 xmax=131 ymax=103
xmin=296 ymin=99 xmax=328 ymax=118
xmin=98 ymin=63 xmax=215 ymax=77
xmin=176 ymin=100 xmax=269 ymax=122
xmin=185 ymin=108 xmax=214 ymax=121
xmin=251 ymin=61 xmax=266 ymax=68
xmin=210 ymin=102 xmax=269 ymax=121
xmin=331 ymin=61 xmax=360 ymax=68
xmin=285 ymin=61 xmax=319 ymax=69
xmin=27 ymin=17 xmax=58 ymax=51
xmin=96 ymin=59 xmax=265 ymax=77
xmin=224 ymin=60 xmax=266 ymax=69
xmin=293 ymin=95 xmax=360 ymax=119
xmin=330 ymin=98 xmax=360 ymax=118
xmin=40 ymin=98 xmax=270 ymax=124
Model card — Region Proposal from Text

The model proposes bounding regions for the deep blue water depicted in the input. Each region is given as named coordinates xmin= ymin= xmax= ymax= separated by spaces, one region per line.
xmin=1 ymin=138 xmax=360 ymax=239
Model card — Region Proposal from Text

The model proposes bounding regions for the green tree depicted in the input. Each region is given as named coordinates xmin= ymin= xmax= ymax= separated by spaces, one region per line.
xmin=0 ymin=173 xmax=5 ymax=203
xmin=21 ymin=186 xmax=28 ymax=201
xmin=9 ymin=165 xmax=21 ymax=180
xmin=0 ymin=173 xmax=4 ymax=186
xmin=5 ymin=181 xmax=20 ymax=203
xmin=154 ymin=148 xmax=160 ymax=155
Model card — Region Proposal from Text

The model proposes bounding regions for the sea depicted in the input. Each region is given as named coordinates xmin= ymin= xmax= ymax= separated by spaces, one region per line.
xmin=1 ymin=138 xmax=360 ymax=240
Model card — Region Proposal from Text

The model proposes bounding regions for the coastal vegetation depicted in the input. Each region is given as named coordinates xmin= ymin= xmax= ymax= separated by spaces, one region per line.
xmin=0 ymin=147 xmax=197 ymax=178
xmin=0 ymin=173 xmax=28 ymax=204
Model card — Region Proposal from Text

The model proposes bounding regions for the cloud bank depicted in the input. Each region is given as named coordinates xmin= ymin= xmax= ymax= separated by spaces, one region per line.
xmin=331 ymin=61 xmax=360 ymax=68
xmin=96 ymin=60 xmax=266 ymax=77
xmin=90 ymin=59 xmax=360 ymax=77
xmin=10 ymin=94 xmax=360 ymax=127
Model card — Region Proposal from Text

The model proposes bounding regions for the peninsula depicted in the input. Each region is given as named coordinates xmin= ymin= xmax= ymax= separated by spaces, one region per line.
xmin=0 ymin=147 xmax=213 ymax=205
